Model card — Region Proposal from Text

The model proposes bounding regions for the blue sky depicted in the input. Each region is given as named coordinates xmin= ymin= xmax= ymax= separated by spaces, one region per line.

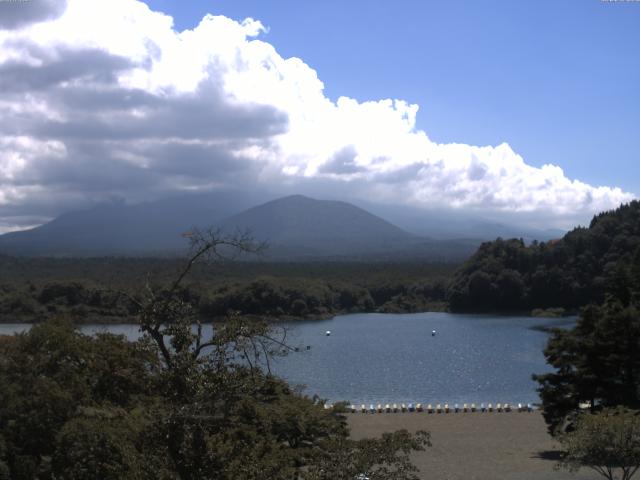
xmin=144 ymin=0 xmax=640 ymax=194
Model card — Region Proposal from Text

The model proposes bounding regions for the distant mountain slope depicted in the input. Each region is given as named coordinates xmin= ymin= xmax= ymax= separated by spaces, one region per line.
xmin=356 ymin=201 xmax=565 ymax=241
xmin=0 ymin=191 xmax=261 ymax=256
xmin=220 ymin=195 xmax=476 ymax=260
xmin=0 ymin=193 xmax=478 ymax=260
xmin=222 ymin=195 xmax=410 ymax=250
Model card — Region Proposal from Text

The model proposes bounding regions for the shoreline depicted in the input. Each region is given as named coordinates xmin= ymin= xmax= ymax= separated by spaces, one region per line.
xmin=0 ymin=307 xmax=578 ymax=325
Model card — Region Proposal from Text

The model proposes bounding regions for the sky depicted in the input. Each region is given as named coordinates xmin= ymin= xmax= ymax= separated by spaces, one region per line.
xmin=0 ymin=0 xmax=638 ymax=233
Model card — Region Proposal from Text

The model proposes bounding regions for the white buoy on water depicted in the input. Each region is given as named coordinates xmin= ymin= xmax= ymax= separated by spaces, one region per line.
xmin=431 ymin=330 xmax=436 ymax=337
xmin=325 ymin=330 xmax=331 ymax=336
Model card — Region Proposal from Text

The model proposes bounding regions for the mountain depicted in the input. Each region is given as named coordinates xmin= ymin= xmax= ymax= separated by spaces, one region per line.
xmin=219 ymin=195 xmax=478 ymax=260
xmin=220 ymin=195 xmax=414 ymax=259
xmin=355 ymin=200 xmax=565 ymax=241
xmin=0 ymin=193 xmax=477 ymax=260
xmin=0 ymin=191 xmax=263 ymax=256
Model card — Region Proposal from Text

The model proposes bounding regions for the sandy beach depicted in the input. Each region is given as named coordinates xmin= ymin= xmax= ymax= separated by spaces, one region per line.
xmin=348 ymin=411 xmax=600 ymax=480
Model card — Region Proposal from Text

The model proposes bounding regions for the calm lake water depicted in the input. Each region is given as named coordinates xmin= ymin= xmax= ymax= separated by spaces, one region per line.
xmin=0 ymin=312 xmax=574 ymax=405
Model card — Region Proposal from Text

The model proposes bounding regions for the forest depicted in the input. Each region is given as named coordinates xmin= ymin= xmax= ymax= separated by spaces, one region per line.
xmin=447 ymin=200 xmax=640 ymax=313
xmin=0 ymin=257 xmax=453 ymax=323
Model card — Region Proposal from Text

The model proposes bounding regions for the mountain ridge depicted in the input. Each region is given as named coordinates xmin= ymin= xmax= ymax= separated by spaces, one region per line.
xmin=0 ymin=193 xmax=553 ymax=261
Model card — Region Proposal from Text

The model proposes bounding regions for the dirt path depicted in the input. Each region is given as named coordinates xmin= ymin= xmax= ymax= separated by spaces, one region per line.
xmin=348 ymin=411 xmax=600 ymax=480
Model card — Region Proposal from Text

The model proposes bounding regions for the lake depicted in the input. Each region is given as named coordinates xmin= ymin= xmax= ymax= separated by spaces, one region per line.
xmin=0 ymin=312 xmax=573 ymax=406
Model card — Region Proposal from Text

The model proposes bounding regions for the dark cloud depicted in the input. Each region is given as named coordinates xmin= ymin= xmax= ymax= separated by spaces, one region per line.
xmin=468 ymin=156 xmax=487 ymax=181
xmin=0 ymin=46 xmax=133 ymax=92
xmin=0 ymin=38 xmax=288 ymax=227
xmin=0 ymin=0 xmax=68 ymax=30
xmin=374 ymin=163 xmax=424 ymax=184
xmin=318 ymin=145 xmax=363 ymax=174
xmin=35 ymin=83 xmax=287 ymax=141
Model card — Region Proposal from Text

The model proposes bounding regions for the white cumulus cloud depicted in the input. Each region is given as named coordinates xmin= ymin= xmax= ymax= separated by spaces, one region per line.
xmin=0 ymin=0 xmax=633 ymax=231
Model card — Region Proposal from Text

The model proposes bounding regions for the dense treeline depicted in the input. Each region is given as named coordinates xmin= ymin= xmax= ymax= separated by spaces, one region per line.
xmin=533 ymin=229 xmax=640 ymax=436
xmin=0 ymin=258 xmax=453 ymax=323
xmin=447 ymin=200 xmax=640 ymax=312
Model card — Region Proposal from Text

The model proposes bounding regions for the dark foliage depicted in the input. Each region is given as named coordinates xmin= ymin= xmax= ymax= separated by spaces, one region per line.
xmin=533 ymin=230 xmax=640 ymax=434
xmin=557 ymin=408 xmax=640 ymax=480
xmin=447 ymin=200 xmax=640 ymax=312
xmin=0 ymin=258 xmax=454 ymax=323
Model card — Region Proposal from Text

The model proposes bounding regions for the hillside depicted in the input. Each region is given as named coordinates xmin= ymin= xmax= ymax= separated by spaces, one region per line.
xmin=0 ymin=194 xmax=477 ymax=261
xmin=221 ymin=195 xmax=416 ymax=258
xmin=446 ymin=200 xmax=640 ymax=312
xmin=0 ymin=191 xmax=262 ymax=256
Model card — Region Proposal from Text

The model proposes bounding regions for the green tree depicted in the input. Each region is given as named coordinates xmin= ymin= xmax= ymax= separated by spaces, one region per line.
xmin=0 ymin=319 xmax=158 ymax=479
xmin=52 ymin=409 xmax=150 ymax=480
xmin=534 ymin=302 xmax=640 ymax=434
xmin=558 ymin=408 xmax=640 ymax=480
xmin=304 ymin=430 xmax=431 ymax=480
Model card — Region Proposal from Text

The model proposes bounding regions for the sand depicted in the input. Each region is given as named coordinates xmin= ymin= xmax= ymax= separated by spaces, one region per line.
xmin=347 ymin=410 xmax=601 ymax=480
